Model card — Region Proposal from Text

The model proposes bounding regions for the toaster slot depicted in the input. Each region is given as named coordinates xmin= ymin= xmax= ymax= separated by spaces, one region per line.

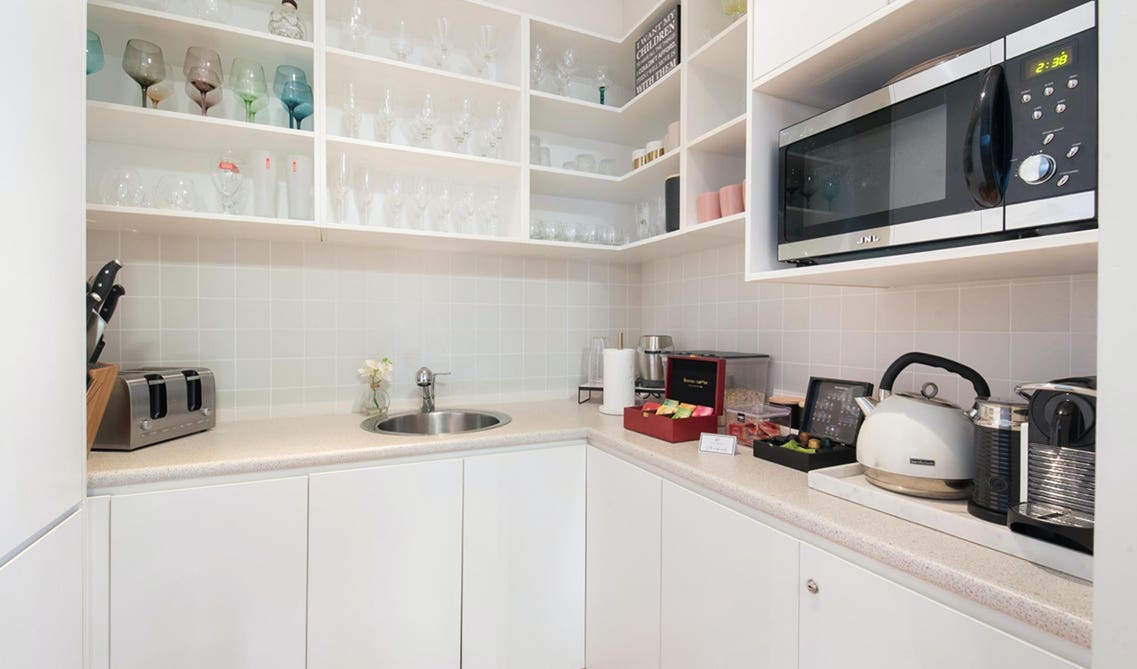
xmin=144 ymin=373 xmax=167 ymax=419
xmin=182 ymin=370 xmax=202 ymax=412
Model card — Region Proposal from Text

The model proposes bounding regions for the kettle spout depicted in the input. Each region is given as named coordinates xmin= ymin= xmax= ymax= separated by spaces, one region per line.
xmin=855 ymin=396 xmax=877 ymax=417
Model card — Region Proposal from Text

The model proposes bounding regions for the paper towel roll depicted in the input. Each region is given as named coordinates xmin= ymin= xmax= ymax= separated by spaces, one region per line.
xmin=599 ymin=348 xmax=636 ymax=415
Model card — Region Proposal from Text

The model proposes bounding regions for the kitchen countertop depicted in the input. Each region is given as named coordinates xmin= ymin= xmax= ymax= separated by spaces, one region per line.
xmin=87 ymin=399 xmax=1093 ymax=649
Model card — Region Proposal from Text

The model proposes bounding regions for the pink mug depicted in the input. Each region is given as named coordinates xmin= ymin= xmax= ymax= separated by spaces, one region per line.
xmin=696 ymin=192 xmax=722 ymax=223
xmin=719 ymin=183 xmax=745 ymax=216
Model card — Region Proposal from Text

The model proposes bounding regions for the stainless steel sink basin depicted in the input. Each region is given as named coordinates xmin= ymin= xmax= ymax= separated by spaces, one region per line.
xmin=361 ymin=409 xmax=512 ymax=436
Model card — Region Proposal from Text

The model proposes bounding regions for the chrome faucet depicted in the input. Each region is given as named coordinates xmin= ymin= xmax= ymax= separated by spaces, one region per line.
xmin=415 ymin=366 xmax=451 ymax=413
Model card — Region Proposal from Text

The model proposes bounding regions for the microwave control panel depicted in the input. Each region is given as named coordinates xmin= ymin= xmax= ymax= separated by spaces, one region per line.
xmin=1004 ymin=28 xmax=1097 ymax=204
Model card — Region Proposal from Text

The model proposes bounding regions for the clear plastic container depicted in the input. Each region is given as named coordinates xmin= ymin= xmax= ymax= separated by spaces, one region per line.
xmin=725 ymin=402 xmax=792 ymax=447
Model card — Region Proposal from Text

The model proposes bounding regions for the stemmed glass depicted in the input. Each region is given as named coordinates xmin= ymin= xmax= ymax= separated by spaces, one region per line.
xmin=530 ymin=42 xmax=547 ymax=89
xmin=555 ymin=48 xmax=576 ymax=96
xmin=455 ymin=187 xmax=477 ymax=233
xmin=432 ymin=182 xmax=453 ymax=232
xmin=230 ymin=59 xmax=268 ymax=122
xmin=212 ymin=151 xmax=244 ymax=214
xmin=483 ymin=100 xmax=506 ymax=158
xmin=595 ymin=65 xmax=610 ymax=105
xmin=86 ymin=30 xmax=104 ymax=75
xmin=183 ymin=47 xmax=223 ymax=116
xmin=390 ymin=20 xmax=413 ymax=62
xmin=274 ymin=66 xmax=308 ymax=129
xmin=477 ymin=189 xmax=500 ymax=236
xmin=785 ymin=162 xmax=802 ymax=207
xmin=409 ymin=92 xmax=438 ymax=146
xmin=820 ymin=165 xmax=841 ymax=211
xmin=342 ymin=81 xmax=361 ymax=138
xmin=193 ymin=0 xmax=232 ymax=22
xmin=409 ymin=179 xmax=429 ymax=229
xmin=146 ymin=66 xmax=174 ymax=109
xmin=374 ymin=88 xmax=396 ymax=142
xmin=329 ymin=151 xmax=351 ymax=223
xmin=288 ymin=82 xmax=314 ymax=129
xmin=451 ymin=97 xmax=474 ymax=152
xmin=122 ymin=40 xmax=165 ymax=108
xmin=343 ymin=0 xmax=372 ymax=52
xmin=385 ymin=176 xmax=405 ymax=227
xmin=353 ymin=163 xmax=374 ymax=225
xmin=433 ymin=17 xmax=452 ymax=68
xmin=800 ymin=171 xmax=818 ymax=209
xmin=473 ymin=24 xmax=497 ymax=78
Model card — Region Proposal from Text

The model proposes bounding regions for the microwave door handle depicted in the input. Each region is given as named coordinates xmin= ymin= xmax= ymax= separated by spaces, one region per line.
xmin=964 ymin=65 xmax=1009 ymax=207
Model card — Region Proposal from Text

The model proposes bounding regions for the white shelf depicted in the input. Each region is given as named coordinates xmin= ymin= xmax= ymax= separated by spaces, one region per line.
xmin=622 ymin=212 xmax=746 ymax=262
xmin=529 ymin=150 xmax=678 ymax=202
xmin=688 ymin=113 xmax=746 ymax=156
xmin=86 ymin=100 xmax=314 ymax=154
xmin=529 ymin=66 xmax=681 ymax=146
xmin=325 ymin=47 xmax=521 ymax=98
xmin=751 ymin=0 xmax=1081 ymax=108
xmin=746 ymin=230 xmax=1098 ymax=288
xmin=326 ymin=136 xmax=520 ymax=184
xmin=688 ymin=16 xmax=747 ymax=76
xmin=86 ymin=205 xmax=320 ymax=242
xmin=323 ymin=224 xmax=619 ymax=259
xmin=88 ymin=0 xmax=313 ymax=69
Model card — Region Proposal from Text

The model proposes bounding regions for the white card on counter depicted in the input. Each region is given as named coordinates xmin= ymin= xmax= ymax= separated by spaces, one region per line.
xmin=699 ymin=433 xmax=737 ymax=455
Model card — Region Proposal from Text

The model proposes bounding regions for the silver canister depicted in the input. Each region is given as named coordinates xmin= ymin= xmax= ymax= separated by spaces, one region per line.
xmin=635 ymin=334 xmax=673 ymax=389
xmin=968 ymin=398 xmax=1029 ymax=523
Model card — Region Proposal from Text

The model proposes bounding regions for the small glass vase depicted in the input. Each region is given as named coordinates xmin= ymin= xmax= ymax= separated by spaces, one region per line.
xmin=360 ymin=383 xmax=390 ymax=417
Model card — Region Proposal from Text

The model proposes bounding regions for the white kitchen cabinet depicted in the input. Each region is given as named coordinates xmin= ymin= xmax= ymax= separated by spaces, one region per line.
xmin=798 ymin=544 xmax=1081 ymax=669
xmin=109 ymin=478 xmax=308 ymax=669
xmin=586 ymin=448 xmax=662 ymax=669
xmin=0 ymin=511 xmax=83 ymax=669
xmin=308 ymin=460 xmax=463 ymax=669
xmin=660 ymin=481 xmax=799 ymax=668
xmin=462 ymin=444 xmax=586 ymax=669
xmin=753 ymin=0 xmax=887 ymax=79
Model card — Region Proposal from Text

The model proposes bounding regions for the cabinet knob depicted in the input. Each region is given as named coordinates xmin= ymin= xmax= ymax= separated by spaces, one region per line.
xmin=806 ymin=578 xmax=819 ymax=594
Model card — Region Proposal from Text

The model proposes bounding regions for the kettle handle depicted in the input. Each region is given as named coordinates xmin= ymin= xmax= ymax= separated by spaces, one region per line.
xmin=880 ymin=352 xmax=991 ymax=399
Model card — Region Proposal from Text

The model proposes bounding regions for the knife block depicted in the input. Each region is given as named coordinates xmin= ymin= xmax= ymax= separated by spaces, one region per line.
xmin=86 ymin=363 xmax=119 ymax=453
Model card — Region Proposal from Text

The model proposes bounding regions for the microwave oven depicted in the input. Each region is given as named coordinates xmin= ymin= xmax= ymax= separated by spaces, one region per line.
xmin=777 ymin=2 xmax=1097 ymax=265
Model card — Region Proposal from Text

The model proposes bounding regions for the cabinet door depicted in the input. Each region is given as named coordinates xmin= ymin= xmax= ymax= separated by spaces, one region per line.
xmin=0 ymin=511 xmax=83 ymax=669
xmin=753 ymin=0 xmax=887 ymax=78
xmin=463 ymin=444 xmax=586 ymax=669
xmin=661 ymin=482 xmax=799 ymax=668
xmin=799 ymin=545 xmax=1081 ymax=669
xmin=586 ymin=448 xmax=662 ymax=669
xmin=308 ymin=460 xmax=463 ymax=669
xmin=109 ymin=478 xmax=308 ymax=669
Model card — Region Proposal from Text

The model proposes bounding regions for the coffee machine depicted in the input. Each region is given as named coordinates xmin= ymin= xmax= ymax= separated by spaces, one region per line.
xmin=1008 ymin=377 xmax=1097 ymax=554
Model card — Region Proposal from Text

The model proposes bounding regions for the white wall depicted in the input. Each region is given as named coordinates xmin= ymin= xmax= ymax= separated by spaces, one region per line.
xmin=1091 ymin=0 xmax=1136 ymax=666
xmin=643 ymin=246 xmax=1096 ymax=405
xmin=87 ymin=230 xmax=641 ymax=420
xmin=484 ymin=0 xmax=622 ymax=35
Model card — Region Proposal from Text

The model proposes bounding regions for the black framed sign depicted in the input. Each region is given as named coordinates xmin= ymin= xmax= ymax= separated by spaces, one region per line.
xmin=635 ymin=5 xmax=680 ymax=95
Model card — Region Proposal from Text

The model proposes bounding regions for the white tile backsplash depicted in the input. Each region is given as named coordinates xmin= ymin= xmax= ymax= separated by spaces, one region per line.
xmin=90 ymin=229 xmax=1097 ymax=421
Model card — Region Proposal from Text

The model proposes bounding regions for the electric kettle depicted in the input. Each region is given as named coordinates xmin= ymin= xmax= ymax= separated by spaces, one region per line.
xmin=855 ymin=352 xmax=991 ymax=499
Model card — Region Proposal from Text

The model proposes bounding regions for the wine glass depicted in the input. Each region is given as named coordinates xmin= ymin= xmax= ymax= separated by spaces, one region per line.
xmin=353 ymin=163 xmax=374 ymax=225
xmin=342 ymin=81 xmax=361 ymax=138
xmin=86 ymin=30 xmax=104 ymax=75
xmin=329 ymin=151 xmax=351 ymax=223
xmin=146 ymin=66 xmax=174 ymax=108
xmin=409 ymin=92 xmax=438 ymax=146
xmin=455 ymin=187 xmax=477 ymax=233
xmin=193 ymin=0 xmax=232 ymax=22
xmin=595 ymin=65 xmax=610 ymax=105
xmin=183 ymin=47 xmax=223 ymax=116
xmin=230 ymin=59 xmax=268 ymax=123
xmin=390 ymin=20 xmax=413 ymax=62
xmin=800 ymin=171 xmax=818 ymax=209
xmin=122 ymin=40 xmax=165 ymax=108
xmin=374 ymin=88 xmax=396 ymax=142
xmin=432 ymin=182 xmax=453 ymax=232
xmin=483 ymin=100 xmax=506 ymax=158
xmin=285 ymin=81 xmax=314 ymax=130
xmin=409 ymin=179 xmax=429 ymax=229
xmin=555 ymin=48 xmax=576 ymax=96
xmin=343 ymin=0 xmax=371 ymax=52
xmin=530 ymin=42 xmax=547 ymax=89
xmin=156 ymin=175 xmax=197 ymax=211
xmin=785 ymin=162 xmax=802 ymax=207
xmin=212 ymin=151 xmax=244 ymax=214
xmin=451 ymin=97 xmax=474 ymax=152
xmin=473 ymin=24 xmax=497 ymax=77
xmin=477 ymin=189 xmax=500 ymax=236
xmin=820 ymin=165 xmax=841 ymax=211
xmin=385 ymin=176 xmax=405 ymax=227
xmin=100 ymin=167 xmax=147 ymax=207
xmin=433 ymin=17 xmax=451 ymax=68
xmin=273 ymin=66 xmax=308 ymax=128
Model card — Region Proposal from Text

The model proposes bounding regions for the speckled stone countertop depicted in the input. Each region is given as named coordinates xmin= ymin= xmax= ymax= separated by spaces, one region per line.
xmin=87 ymin=399 xmax=1093 ymax=649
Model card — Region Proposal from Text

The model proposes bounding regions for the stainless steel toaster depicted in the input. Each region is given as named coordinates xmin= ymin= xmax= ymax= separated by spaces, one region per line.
xmin=93 ymin=368 xmax=216 ymax=451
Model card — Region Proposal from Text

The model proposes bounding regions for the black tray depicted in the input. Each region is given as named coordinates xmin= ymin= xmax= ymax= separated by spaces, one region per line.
xmin=750 ymin=438 xmax=857 ymax=472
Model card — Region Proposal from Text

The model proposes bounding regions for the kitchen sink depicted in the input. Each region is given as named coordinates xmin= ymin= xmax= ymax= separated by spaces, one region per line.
xmin=361 ymin=409 xmax=512 ymax=436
